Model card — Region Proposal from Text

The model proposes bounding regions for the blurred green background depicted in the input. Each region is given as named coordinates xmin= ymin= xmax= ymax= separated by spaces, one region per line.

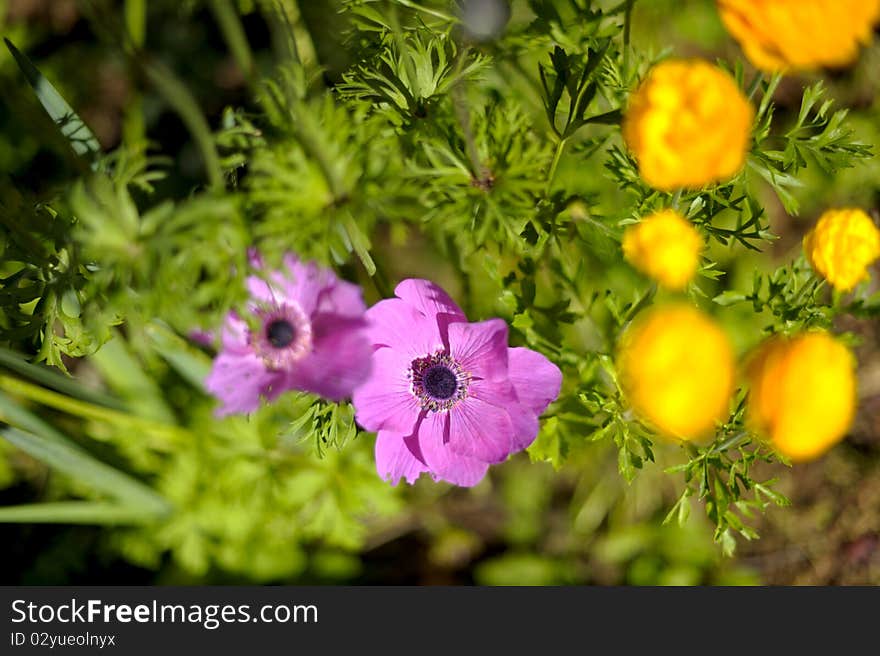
xmin=1 ymin=0 xmax=878 ymax=585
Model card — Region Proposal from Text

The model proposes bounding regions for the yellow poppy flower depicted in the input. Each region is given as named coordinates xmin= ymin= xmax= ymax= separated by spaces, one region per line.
xmin=617 ymin=304 xmax=736 ymax=440
xmin=717 ymin=0 xmax=880 ymax=72
xmin=745 ymin=331 xmax=857 ymax=461
xmin=622 ymin=59 xmax=754 ymax=191
xmin=803 ymin=208 xmax=880 ymax=293
xmin=622 ymin=210 xmax=703 ymax=290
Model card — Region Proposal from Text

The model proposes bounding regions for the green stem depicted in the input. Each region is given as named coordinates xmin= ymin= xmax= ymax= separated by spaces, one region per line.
xmin=623 ymin=0 xmax=636 ymax=73
xmin=141 ymin=58 xmax=225 ymax=190
xmin=122 ymin=0 xmax=146 ymax=146
xmin=448 ymin=46 xmax=486 ymax=180
xmin=393 ymin=0 xmax=456 ymax=22
xmin=746 ymin=71 xmax=764 ymax=101
xmin=711 ymin=431 xmax=750 ymax=455
xmin=546 ymin=137 xmax=569 ymax=196
xmin=209 ymin=0 xmax=255 ymax=79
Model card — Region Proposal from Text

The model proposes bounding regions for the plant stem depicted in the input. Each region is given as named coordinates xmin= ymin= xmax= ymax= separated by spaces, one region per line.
xmin=746 ymin=71 xmax=764 ymax=101
xmin=209 ymin=0 xmax=255 ymax=79
xmin=623 ymin=0 xmax=636 ymax=74
xmin=546 ymin=137 xmax=569 ymax=196
xmin=393 ymin=0 xmax=456 ymax=22
xmin=122 ymin=0 xmax=146 ymax=146
xmin=142 ymin=58 xmax=225 ymax=190
xmin=711 ymin=431 xmax=750 ymax=454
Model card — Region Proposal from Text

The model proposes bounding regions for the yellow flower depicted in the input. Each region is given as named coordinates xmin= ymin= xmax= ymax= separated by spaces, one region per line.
xmin=622 ymin=59 xmax=754 ymax=191
xmin=717 ymin=0 xmax=880 ymax=72
xmin=617 ymin=304 xmax=735 ymax=440
xmin=803 ymin=208 xmax=880 ymax=292
xmin=745 ymin=331 xmax=856 ymax=461
xmin=622 ymin=210 xmax=703 ymax=290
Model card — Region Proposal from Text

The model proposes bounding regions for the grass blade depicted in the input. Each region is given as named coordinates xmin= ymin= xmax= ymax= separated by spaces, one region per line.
xmin=0 ymin=501 xmax=158 ymax=525
xmin=0 ymin=347 xmax=126 ymax=411
xmin=0 ymin=426 xmax=171 ymax=518
xmin=4 ymin=37 xmax=101 ymax=159
xmin=0 ymin=390 xmax=77 ymax=449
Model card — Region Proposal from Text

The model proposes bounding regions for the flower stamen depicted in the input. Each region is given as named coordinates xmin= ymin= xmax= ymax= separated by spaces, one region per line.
xmin=251 ymin=302 xmax=313 ymax=370
xmin=409 ymin=351 xmax=471 ymax=412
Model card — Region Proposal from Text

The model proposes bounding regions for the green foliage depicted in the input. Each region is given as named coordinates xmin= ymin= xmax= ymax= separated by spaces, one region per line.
xmin=664 ymin=394 xmax=791 ymax=557
xmin=1 ymin=0 xmax=878 ymax=583
xmin=750 ymin=78 xmax=873 ymax=214
xmin=713 ymin=255 xmax=832 ymax=333
xmin=338 ymin=24 xmax=489 ymax=126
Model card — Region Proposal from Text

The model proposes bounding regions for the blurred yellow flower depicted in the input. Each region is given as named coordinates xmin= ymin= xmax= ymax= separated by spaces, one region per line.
xmin=622 ymin=59 xmax=754 ymax=191
xmin=617 ymin=304 xmax=735 ymax=440
xmin=622 ymin=210 xmax=703 ymax=290
xmin=717 ymin=0 xmax=880 ymax=72
xmin=745 ymin=331 xmax=856 ymax=461
xmin=803 ymin=208 xmax=880 ymax=292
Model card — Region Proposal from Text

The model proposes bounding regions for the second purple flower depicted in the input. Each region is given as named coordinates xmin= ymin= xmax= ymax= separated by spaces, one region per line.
xmin=205 ymin=253 xmax=373 ymax=415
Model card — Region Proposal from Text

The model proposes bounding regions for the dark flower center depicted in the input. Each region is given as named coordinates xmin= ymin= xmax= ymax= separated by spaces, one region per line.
xmin=423 ymin=365 xmax=458 ymax=400
xmin=409 ymin=351 xmax=472 ymax=412
xmin=266 ymin=319 xmax=296 ymax=348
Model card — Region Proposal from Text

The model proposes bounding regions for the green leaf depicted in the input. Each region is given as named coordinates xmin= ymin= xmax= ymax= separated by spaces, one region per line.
xmin=712 ymin=291 xmax=747 ymax=307
xmin=0 ymin=391 xmax=77 ymax=449
xmin=0 ymin=427 xmax=170 ymax=519
xmin=0 ymin=347 xmax=125 ymax=411
xmin=0 ymin=502 xmax=157 ymax=525
xmin=4 ymin=37 xmax=101 ymax=159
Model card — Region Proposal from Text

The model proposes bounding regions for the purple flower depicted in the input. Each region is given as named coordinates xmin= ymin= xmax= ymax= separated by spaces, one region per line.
xmin=205 ymin=253 xmax=372 ymax=415
xmin=352 ymin=279 xmax=563 ymax=487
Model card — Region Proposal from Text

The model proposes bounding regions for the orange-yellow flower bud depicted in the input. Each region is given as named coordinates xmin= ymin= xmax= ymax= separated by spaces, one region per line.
xmin=745 ymin=331 xmax=857 ymax=461
xmin=617 ymin=304 xmax=736 ymax=440
xmin=803 ymin=208 xmax=880 ymax=293
xmin=622 ymin=59 xmax=754 ymax=192
xmin=622 ymin=210 xmax=703 ymax=290
xmin=717 ymin=0 xmax=880 ymax=72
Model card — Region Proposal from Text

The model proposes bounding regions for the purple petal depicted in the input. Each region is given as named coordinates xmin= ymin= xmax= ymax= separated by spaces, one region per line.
xmin=288 ymin=313 xmax=372 ymax=401
xmin=205 ymin=349 xmax=287 ymax=416
xmin=506 ymin=403 xmax=541 ymax=451
xmin=247 ymin=247 xmax=264 ymax=268
xmin=220 ymin=312 xmax=251 ymax=353
xmin=317 ymin=278 xmax=367 ymax=317
xmin=468 ymin=376 xmax=517 ymax=407
xmin=375 ymin=431 xmax=429 ymax=485
xmin=466 ymin=377 xmax=539 ymax=451
xmin=246 ymin=275 xmax=280 ymax=305
xmin=416 ymin=413 xmax=490 ymax=487
xmin=508 ymin=347 xmax=563 ymax=416
xmin=279 ymin=255 xmax=330 ymax=315
xmin=352 ymin=347 xmax=421 ymax=433
xmin=448 ymin=319 xmax=510 ymax=382
xmin=365 ymin=298 xmax=444 ymax=358
xmin=447 ymin=396 xmax=514 ymax=463
xmin=394 ymin=279 xmax=467 ymax=350
xmin=189 ymin=328 xmax=215 ymax=347
xmin=394 ymin=278 xmax=466 ymax=319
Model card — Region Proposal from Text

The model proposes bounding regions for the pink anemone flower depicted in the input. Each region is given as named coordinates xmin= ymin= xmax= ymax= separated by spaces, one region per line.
xmin=352 ymin=279 xmax=562 ymax=487
xmin=205 ymin=253 xmax=372 ymax=415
